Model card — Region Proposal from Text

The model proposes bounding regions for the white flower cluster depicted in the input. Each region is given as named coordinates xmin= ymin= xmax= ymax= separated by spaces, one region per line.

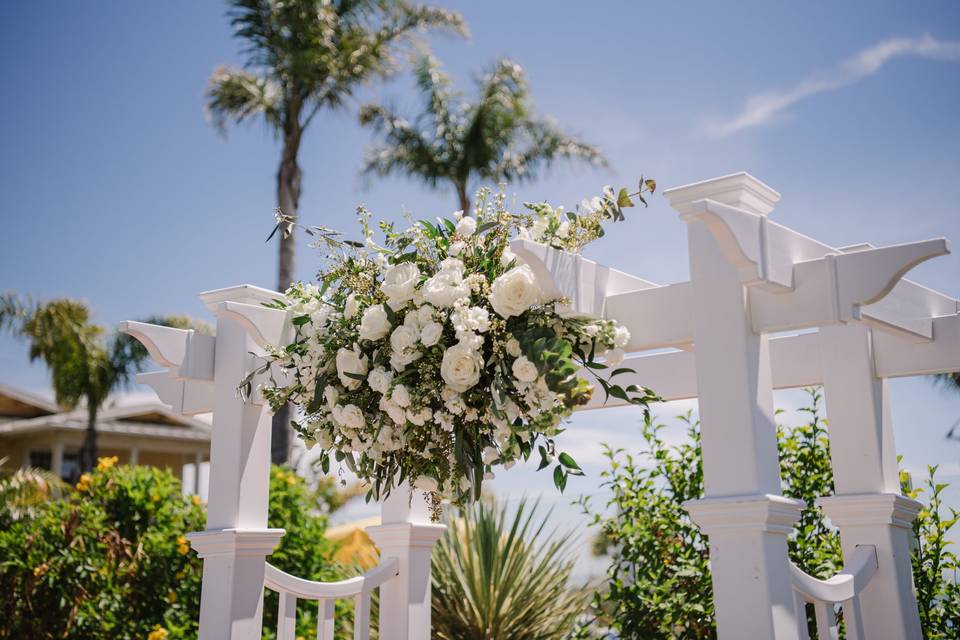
xmin=260 ymin=190 xmax=644 ymax=507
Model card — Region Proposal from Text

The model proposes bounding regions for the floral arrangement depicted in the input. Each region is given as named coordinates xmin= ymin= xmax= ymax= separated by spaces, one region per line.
xmin=255 ymin=181 xmax=657 ymax=509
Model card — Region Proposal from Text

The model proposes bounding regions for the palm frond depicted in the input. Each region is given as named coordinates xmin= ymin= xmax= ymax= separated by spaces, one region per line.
xmin=0 ymin=457 xmax=66 ymax=521
xmin=360 ymin=55 xmax=606 ymax=204
xmin=358 ymin=104 xmax=447 ymax=185
xmin=205 ymin=66 xmax=281 ymax=137
xmin=432 ymin=498 xmax=588 ymax=639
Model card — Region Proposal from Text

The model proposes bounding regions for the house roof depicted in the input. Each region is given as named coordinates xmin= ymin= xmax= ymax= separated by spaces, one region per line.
xmin=0 ymin=392 xmax=211 ymax=442
xmin=0 ymin=384 xmax=58 ymax=419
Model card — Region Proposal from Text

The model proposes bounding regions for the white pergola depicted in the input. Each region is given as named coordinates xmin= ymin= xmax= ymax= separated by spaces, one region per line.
xmin=124 ymin=172 xmax=960 ymax=640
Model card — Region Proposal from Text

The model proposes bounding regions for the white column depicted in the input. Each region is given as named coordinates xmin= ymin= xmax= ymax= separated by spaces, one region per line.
xmin=669 ymin=174 xmax=802 ymax=639
xmin=194 ymin=451 xmax=203 ymax=497
xmin=816 ymin=323 xmax=922 ymax=639
xmin=367 ymin=487 xmax=445 ymax=640
xmin=51 ymin=441 xmax=64 ymax=479
xmin=187 ymin=288 xmax=284 ymax=640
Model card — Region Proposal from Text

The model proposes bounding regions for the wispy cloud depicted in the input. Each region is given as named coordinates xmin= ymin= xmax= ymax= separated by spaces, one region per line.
xmin=706 ymin=34 xmax=960 ymax=137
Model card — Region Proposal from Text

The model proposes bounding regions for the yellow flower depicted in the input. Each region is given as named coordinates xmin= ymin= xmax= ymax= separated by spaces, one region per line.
xmin=147 ymin=626 xmax=169 ymax=640
xmin=286 ymin=475 xmax=296 ymax=485
xmin=76 ymin=473 xmax=93 ymax=492
xmin=96 ymin=455 xmax=119 ymax=471
xmin=167 ymin=590 xmax=177 ymax=604
xmin=176 ymin=535 xmax=190 ymax=556
xmin=191 ymin=494 xmax=202 ymax=506
xmin=33 ymin=562 xmax=49 ymax=577
xmin=150 ymin=494 xmax=160 ymax=503
xmin=175 ymin=570 xmax=186 ymax=580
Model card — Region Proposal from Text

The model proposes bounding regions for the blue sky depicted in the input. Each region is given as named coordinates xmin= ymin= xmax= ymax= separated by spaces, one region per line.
xmin=2 ymin=1 xmax=959 ymax=571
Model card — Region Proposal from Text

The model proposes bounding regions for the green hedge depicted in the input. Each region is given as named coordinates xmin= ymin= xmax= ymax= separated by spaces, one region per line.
xmin=0 ymin=461 xmax=347 ymax=640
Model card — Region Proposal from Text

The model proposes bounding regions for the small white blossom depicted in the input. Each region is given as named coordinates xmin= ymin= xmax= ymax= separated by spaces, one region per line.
xmin=344 ymin=293 xmax=359 ymax=319
xmin=456 ymin=216 xmax=477 ymax=236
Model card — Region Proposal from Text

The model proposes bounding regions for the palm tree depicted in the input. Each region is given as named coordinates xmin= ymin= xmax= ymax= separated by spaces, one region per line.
xmin=359 ymin=54 xmax=607 ymax=213
xmin=0 ymin=294 xmax=197 ymax=475
xmin=206 ymin=0 xmax=466 ymax=463
xmin=431 ymin=498 xmax=589 ymax=639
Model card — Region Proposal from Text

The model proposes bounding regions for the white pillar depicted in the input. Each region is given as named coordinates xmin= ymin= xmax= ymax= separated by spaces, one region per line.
xmin=187 ymin=288 xmax=284 ymax=640
xmin=817 ymin=323 xmax=922 ymax=639
xmin=51 ymin=441 xmax=64 ymax=479
xmin=367 ymin=487 xmax=445 ymax=640
xmin=194 ymin=451 xmax=203 ymax=497
xmin=670 ymin=174 xmax=802 ymax=640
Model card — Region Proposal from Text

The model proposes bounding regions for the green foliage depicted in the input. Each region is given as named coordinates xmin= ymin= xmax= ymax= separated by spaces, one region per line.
xmin=0 ymin=461 xmax=204 ymax=639
xmin=0 ymin=463 xmax=350 ymax=640
xmin=582 ymin=413 xmax=714 ymax=639
xmin=907 ymin=465 xmax=960 ymax=638
xmin=359 ymin=54 xmax=606 ymax=211
xmin=585 ymin=389 xmax=960 ymax=639
xmin=432 ymin=498 xmax=589 ymax=639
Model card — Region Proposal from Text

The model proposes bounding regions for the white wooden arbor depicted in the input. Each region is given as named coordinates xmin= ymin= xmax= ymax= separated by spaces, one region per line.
xmin=124 ymin=172 xmax=959 ymax=640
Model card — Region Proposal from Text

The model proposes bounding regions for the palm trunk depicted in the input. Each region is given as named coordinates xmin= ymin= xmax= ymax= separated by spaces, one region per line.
xmin=272 ymin=128 xmax=303 ymax=465
xmin=78 ymin=403 xmax=98 ymax=474
xmin=456 ymin=181 xmax=470 ymax=215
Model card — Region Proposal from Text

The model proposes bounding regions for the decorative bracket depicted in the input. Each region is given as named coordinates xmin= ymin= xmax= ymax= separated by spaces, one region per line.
xmin=680 ymin=198 xmax=794 ymax=290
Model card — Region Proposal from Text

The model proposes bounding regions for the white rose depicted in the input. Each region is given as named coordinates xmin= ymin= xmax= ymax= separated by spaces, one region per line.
xmin=414 ymin=476 xmax=438 ymax=492
xmin=511 ymin=355 xmax=539 ymax=383
xmin=391 ymin=384 xmax=411 ymax=407
xmin=417 ymin=305 xmax=435 ymax=324
xmin=380 ymin=263 xmax=420 ymax=305
xmin=613 ymin=326 xmax=631 ymax=349
xmin=440 ymin=343 xmax=483 ymax=392
xmin=335 ymin=348 xmax=368 ymax=390
xmin=439 ymin=257 xmax=464 ymax=273
xmin=456 ymin=216 xmax=477 ymax=236
xmin=367 ymin=367 xmax=393 ymax=394
xmin=505 ymin=338 xmax=521 ymax=357
xmin=344 ymin=293 xmax=359 ymax=319
xmin=390 ymin=325 xmax=418 ymax=354
xmin=358 ymin=304 xmax=391 ymax=341
xmin=489 ymin=264 xmax=541 ymax=318
xmin=379 ymin=396 xmax=407 ymax=425
xmin=606 ymin=348 xmax=626 ymax=367
xmin=336 ymin=404 xmax=365 ymax=430
xmin=406 ymin=407 xmax=432 ymax=426
xmin=449 ymin=241 xmax=466 ymax=256
xmin=500 ymin=248 xmax=517 ymax=267
xmin=323 ymin=386 xmax=339 ymax=410
xmin=557 ymin=220 xmax=571 ymax=238
xmin=423 ymin=269 xmax=470 ymax=308
xmin=420 ymin=321 xmax=443 ymax=347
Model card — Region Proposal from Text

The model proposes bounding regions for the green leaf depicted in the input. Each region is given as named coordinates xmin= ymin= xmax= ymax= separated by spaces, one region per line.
xmin=553 ymin=465 xmax=566 ymax=492
xmin=558 ymin=452 xmax=581 ymax=471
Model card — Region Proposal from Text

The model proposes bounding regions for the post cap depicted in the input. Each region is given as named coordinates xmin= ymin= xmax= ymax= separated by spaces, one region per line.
xmin=664 ymin=172 xmax=781 ymax=217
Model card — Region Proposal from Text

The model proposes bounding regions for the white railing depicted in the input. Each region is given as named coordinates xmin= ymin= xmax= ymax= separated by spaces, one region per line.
xmin=790 ymin=545 xmax=878 ymax=640
xmin=265 ymin=558 xmax=399 ymax=640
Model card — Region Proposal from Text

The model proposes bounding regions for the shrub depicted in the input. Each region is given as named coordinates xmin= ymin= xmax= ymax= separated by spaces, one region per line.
xmin=584 ymin=389 xmax=960 ymax=639
xmin=0 ymin=457 xmax=204 ymax=639
xmin=432 ymin=498 xmax=589 ymax=639
xmin=0 ymin=460 xmax=349 ymax=640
